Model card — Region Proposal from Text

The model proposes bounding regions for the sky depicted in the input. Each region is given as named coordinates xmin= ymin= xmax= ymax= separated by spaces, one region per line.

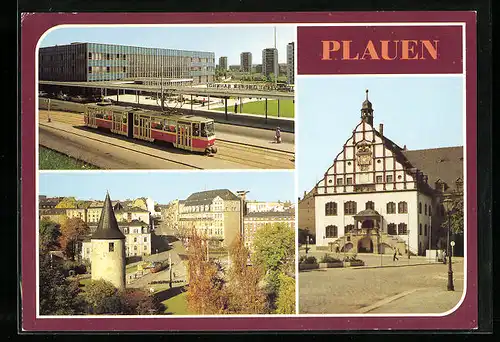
xmin=39 ymin=171 xmax=294 ymax=204
xmin=39 ymin=26 xmax=296 ymax=65
xmin=297 ymin=75 xmax=464 ymax=195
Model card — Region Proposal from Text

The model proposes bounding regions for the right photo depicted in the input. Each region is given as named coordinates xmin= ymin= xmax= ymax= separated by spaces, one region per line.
xmin=297 ymin=76 xmax=465 ymax=314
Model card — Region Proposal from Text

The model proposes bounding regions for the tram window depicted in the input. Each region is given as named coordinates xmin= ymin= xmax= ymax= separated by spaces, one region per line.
xmin=134 ymin=116 xmax=139 ymax=125
xmin=152 ymin=119 xmax=163 ymax=130
xmin=122 ymin=114 xmax=127 ymax=123
xmin=96 ymin=112 xmax=103 ymax=119
xmin=193 ymin=123 xmax=200 ymax=136
xmin=201 ymin=122 xmax=215 ymax=137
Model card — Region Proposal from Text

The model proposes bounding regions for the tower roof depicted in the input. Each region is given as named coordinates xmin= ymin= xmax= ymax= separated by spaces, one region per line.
xmin=91 ymin=192 xmax=125 ymax=240
xmin=361 ymin=89 xmax=373 ymax=110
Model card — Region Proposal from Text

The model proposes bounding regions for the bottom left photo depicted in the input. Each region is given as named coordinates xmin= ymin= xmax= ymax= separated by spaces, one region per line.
xmin=37 ymin=171 xmax=296 ymax=316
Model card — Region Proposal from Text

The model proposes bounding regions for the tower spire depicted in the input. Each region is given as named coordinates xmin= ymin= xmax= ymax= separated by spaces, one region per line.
xmin=92 ymin=192 xmax=125 ymax=240
xmin=361 ymin=89 xmax=374 ymax=126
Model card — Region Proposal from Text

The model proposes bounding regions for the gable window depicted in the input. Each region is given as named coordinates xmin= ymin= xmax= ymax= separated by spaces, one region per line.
xmin=325 ymin=202 xmax=337 ymax=216
xmin=134 ymin=237 xmax=137 ymax=242
xmin=398 ymin=201 xmax=408 ymax=214
xmin=387 ymin=223 xmax=397 ymax=235
xmin=419 ymin=223 xmax=422 ymax=235
xmin=398 ymin=223 xmax=408 ymax=235
xmin=424 ymin=224 xmax=428 ymax=236
xmin=386 ymin=174 xmax=393 ymax=183
xmin=344 ymin=201 xmax=357 ymax=215
xmin=346 ymin=177 xmax=353 ymax=185
xmin=336 ymin=178 xmax=343 ymax=185
xmin=424 ymin=204 xmax=428 ymax=215
xmin=376 ymin=175 xmax=383 ymax=183
xmin=419 ymin=202 xmax=422 ymax=214
xmin=144 ymin=237 xmax=148 ymax=242
xmin=325 ymin=225 xmax=338 ymax=238
xmin=365 ymin=201 xmax=375 ymax=210
xmin=109 ymin=242 xmax=114 ymax=252
xmin=387 ymin=202 xmax=396 ymax=214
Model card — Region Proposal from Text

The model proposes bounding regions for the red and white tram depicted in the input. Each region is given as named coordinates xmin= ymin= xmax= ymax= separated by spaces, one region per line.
xmin=84 ymin=103 xmax=217 ymax=154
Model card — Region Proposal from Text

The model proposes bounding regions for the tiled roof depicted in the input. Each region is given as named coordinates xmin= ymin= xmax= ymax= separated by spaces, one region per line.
xmin=40 ymin=208 xmax=67 ymax=215
xmin=245 ymin=211 xmax=295 ymax=219
xmin=115 ymin=206 xmax=149 ymax=213
xmin=403 ymin=146 xmax=463 ymax=194
xmin=184 ymin=189 xmax=239 ymax=206
xmin=117 ymin=219 xmax=149 ymax=227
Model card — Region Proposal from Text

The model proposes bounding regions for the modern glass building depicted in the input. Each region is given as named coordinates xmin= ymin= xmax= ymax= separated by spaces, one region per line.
xmin=39 ymin=42 xmax=215 ymax=84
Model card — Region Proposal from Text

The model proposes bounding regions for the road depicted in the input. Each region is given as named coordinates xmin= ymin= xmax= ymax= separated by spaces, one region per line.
xmin=299 ymin=257 xmax=465 ymax=314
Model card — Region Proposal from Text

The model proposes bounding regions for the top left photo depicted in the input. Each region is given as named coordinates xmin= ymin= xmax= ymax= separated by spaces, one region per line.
xmin=37 ymin=25 xmax=295 ymax=170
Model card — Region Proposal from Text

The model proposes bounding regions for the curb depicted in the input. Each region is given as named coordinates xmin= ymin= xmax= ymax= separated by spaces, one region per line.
xmin=352 ymin=262 xmax=441 ymax=270
xmin=356 ymin=289 xmax=419 ymax=313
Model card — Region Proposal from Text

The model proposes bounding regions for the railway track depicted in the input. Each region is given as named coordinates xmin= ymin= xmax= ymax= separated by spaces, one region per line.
xmin=39 ymin=123 xmax=204 ymax=170
xmin=38 ymin=110 xmax=293 ymax=169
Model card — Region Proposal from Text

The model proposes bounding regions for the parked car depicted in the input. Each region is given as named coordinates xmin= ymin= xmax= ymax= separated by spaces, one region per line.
xmin=70 ymin=95 xmax=86 ymax=103
xmin=38 ymin=91 xmax=48 ymax=97
xmin=57 ymin=92 xmax=70 ymax=101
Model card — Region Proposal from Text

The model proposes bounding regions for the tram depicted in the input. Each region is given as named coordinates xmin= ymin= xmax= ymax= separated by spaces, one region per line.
xmin=84 ymin=103 xmax=217 ymax=154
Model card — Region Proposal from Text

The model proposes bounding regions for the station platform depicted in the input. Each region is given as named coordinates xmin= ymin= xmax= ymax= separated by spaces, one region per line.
xmin=107 ymin=94 xmax=295 ymax=133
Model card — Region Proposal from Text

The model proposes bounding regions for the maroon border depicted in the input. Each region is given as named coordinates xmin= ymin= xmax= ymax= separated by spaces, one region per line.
xmin=21 ymin=12 xmax=477 ymax=331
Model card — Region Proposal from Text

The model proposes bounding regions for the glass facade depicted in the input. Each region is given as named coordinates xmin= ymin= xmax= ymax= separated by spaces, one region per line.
xmin=39 ymin=42 xmax=215 ymax=84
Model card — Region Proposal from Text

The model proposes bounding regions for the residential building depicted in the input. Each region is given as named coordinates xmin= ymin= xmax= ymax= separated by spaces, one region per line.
xmin=218 ymin=56 xmax=228 ymax=71
xmin=39 ymin=208 xmax=67 ymax=225
xmin=243 ymin=211 xmax=295 ymax=249
xmin=178 ymin=189 xmax=241 ymax=247
xmin=298 ymin=189 xmax=316 ymax=238
xmin=39 ymin=42 xmax=215 ymax=84
xmin=246 ymin=201 xmax=290 ymax=213
xmin=240 ymin=52 xmax=252 ymax=72
xmin=309 ymin=90 xmax=463 ymax=255
xmin=287 ymin=42 xmax=295 ymax=84
xmin=262 ymin=48 xmax=278 ymax=77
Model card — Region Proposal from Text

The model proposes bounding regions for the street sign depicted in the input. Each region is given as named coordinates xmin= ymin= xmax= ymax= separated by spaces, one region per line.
xmin=450 ymin=241 xmax=455 ymax=247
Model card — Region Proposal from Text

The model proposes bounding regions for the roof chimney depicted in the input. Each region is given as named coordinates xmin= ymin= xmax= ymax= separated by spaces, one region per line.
xmin=379 ymin=123 xmax=384 ymax=136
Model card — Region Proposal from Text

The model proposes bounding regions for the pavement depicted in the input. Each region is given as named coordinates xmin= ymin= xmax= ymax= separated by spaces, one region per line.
xmin=299 ymin=256 xmax=465 ymax=314
xmin=107 ymin=94 xmax=295 ymax=132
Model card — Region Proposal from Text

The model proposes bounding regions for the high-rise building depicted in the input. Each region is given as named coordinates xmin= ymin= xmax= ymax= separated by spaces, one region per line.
xmin=218 ymin=56 xmax=228 ymax=71
xmin=240 ymin=52 xmax=252 ymax=72
xmin=39 ymin=42 xmax=215 ymax=84
xmin=262 ymin=48 xmax=279 ymax=78
xmin=287 ymin=42 xmax=295 ymax=85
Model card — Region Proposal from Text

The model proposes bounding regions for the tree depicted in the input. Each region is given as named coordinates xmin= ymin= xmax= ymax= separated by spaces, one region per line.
xmin=441 ymin=195 xmax=464 ymax=234
xmin=83 ymin=279 xmax=119 ymax=314
xmin=119 ymin=288 xmax=165 ymax=315
xmin=251 ymin=223 xmax=295 ymax=293
xmin=274 ymin=273 xmax=295 ymax=314
xmin=39 ymin=254 xmax=84 ymax=315
xmin=55 ymin=197 xmax=77 ymax=209
xmin=226 ymin=234 xmax=267 ymax=314
xmin=59 ymin=217 xmax=90 ymax=261
xmin=186 ymin=228 xmax=227 ymax=314
xmin=39 ymin=218 xmax=61 ymax=254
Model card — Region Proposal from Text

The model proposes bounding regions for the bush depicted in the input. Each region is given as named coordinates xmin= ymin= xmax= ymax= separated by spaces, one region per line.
xmin=300 ymin=256 xmax=317 ymax=264
xmin=61 ymin=260 xmax=87 ymax=276
xmin=320 ymin=254 xmax=341 ymax=263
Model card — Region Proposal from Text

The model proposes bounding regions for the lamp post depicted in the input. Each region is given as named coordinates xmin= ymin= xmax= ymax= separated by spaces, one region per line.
xmin=443 ymin=196 xmax=455 ymax=291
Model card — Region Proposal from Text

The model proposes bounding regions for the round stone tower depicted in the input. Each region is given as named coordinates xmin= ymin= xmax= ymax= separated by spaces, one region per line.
xmin=91 ymin=191 xmax=126 ymax=290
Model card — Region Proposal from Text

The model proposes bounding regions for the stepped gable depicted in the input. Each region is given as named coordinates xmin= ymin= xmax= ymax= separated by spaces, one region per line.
xmin=403 ymin=146 xmax=463 ymax=194
xmin=91 ymin=192 xmax=125 ymax=240
xmin=184 ymin=189 xmax=240 ymax=206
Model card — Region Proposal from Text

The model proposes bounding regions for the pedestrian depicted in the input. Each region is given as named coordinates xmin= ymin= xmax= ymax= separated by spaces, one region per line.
xmin=335 ymin=246 xmax=340 ymax=254
xmin=234 ymin=99 xmax=238 ymax=113
xmin=393 ymin=248 xmax=399 ymax=261
xmin=442 ymin=249 xmax=447 ymax=264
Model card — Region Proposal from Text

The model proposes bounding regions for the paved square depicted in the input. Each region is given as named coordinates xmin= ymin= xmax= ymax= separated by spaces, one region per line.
xmin=299 ymin=254 xmax=464 ymax=314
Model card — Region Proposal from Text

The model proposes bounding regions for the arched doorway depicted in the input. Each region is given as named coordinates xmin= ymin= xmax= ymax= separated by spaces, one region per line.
xmin=361 ymin=220 xmax=374 ymax=229
xmin=358 ymin=236 xmax=373 ymax=253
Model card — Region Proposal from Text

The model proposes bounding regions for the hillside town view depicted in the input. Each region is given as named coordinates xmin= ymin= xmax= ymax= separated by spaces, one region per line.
xmin=39 ymin=187 xmax=295 ymax=315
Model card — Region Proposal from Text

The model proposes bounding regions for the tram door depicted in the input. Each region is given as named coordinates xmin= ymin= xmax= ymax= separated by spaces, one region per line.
xmin=111 ymin=111 xmax=122 ymax=133
xmin=137 ymin=115 xmax=151 ymax=140
xmin=176 ymin=122 xmax=192 ymax=150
